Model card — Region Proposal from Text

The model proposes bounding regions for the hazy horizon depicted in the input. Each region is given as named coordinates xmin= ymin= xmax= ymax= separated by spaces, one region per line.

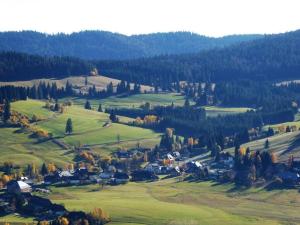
xmin=1 ymin=0 xmax=300 ymax=37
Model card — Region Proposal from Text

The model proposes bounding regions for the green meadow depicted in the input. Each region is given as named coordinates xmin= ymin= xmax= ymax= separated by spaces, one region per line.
xmin=0 ymin=127 xmax=74 ymax=167
xmin=68 ymin=93 xmax=188 ymax=109
xmin=2 ymin=178 xmax=299 ymax=225
xmin=204 ymin=106 xmax=252 ymax=117
xmin=10 ymin=99 xmax=160 ymax=155
xmin=47 ymin=178 xmax=299 ymax=225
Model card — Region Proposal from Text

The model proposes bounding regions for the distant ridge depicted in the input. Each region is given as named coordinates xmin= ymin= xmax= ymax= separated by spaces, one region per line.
xmin=1 ymin=29 xmax=300 ymax=83
xmin=0 ymin=30 xmax=262 ymax=60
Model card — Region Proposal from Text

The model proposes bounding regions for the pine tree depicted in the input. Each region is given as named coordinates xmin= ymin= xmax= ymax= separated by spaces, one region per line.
xmin=3 ymin=100 xmax=11 ymax=122
xmin=106 ymin=82 xmax=114 ymax=95
xmin=264 ymin=139 xmax=269 ymax=149
xmin=184 ymin=98 xmax=190 ymax=108
xmin=98 ymin=104 xmax=103 ymax=112
xmin=85 ymin=100 xmax=92 ymax=110
xmin=65 ymin=118 xmax=73 ymax=134
xmin=41 ymin=163 xmax=48 ymax=176
xmin=109 ymin=110 xmax=118 ymax=122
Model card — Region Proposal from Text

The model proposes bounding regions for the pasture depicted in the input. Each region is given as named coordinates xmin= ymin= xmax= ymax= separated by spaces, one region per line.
xmin=67 ymin=93 xmax=188 ymax=109
xmin=204 ymin=106 xmax=252 ymax=117
xmin=47 ymin=178 xmax=298 ymax=225
xmin=10 ymin=99 xmax=161 ymax=154
xmin=1 ymin=178 xmax=299 ymax=225
xmin=0 ymin=127 xmax=74 ymax=167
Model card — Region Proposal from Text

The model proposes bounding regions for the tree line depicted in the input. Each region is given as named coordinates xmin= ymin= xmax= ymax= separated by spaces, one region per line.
xmin=0 ymin=80 xmax=142 ymax=104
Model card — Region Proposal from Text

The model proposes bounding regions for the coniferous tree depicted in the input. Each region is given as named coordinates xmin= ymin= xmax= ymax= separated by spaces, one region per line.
xmin=41 ymin=163 xmax=48 ymax=176
xmin=3 ymin=100 xmax=11 ymax=122
xmin=65 ymin=118 xmax=73 ymax=134
xmin=85 ymin=100 xmax=92 ymax=110
xmin=264 ymin=139 xmax=269 ymax=149
xmin=109 ymin=110 xmax=118 ymax=122
xmin=106 ymin=82 xmax=114 ymax=95
xmin=54 ymin=101 xmax=60 ymax=111
xmin=98 ymin=104 xmax=103 ymax=112
xmin=184 ymin=98 xmax=190 ymax=108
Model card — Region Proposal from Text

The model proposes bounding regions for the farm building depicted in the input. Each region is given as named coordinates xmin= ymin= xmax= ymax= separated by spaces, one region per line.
xmin=6 ymin=180 xmax=32 ymax=193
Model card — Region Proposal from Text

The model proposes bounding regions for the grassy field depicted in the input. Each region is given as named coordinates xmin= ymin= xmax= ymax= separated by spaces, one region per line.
xmin=10 ymin=99 xmax=161 ymax=154
xmin=226 ymin=130 xmax=300 ymax=161
xmin=67 ymin=93 xmax=188 ymax=109
xmin=1 ymin=178 xmax=299 ymax=224
xmin=66 ymin=94 xmax=251 ymax=118
xmin=204 ymin=106 xmax=252 ymax=117
xmin=46 ymin=178 xmax=299 ymax=225
xmin=0 ymin=127 xmax=75 ymax=167
xmin=0 ymin=75 xmax=153 ymax=93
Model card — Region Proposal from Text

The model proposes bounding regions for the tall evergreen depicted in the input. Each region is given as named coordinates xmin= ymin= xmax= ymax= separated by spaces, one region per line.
xmin=3 ymin=100 xmax=11 ymax=122
xmin=65 ymin=118 xmax=73 ymax=134
xmin=109 ymin=110 xmax=118 ymax=122
xmin=184 ymin=98 xmax=190 ymax=108
xmin=84 ymin=100 xmax=92 ymax=110
xmin=264 ymin=139 xmax=269 ymax=149
xmin=41 ymin=163 xmax=48 ymax=176
xmin=98 ymin=104 xmax=103 ymax=112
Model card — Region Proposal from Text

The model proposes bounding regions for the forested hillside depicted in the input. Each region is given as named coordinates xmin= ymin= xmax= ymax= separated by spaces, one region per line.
xmin=0 ymin=52 xmax=92 ymax=81
xmin=1 ymin=30 xmax=300 ymax=83
xmin=0 ymin=31 xmax=261 ymax=60
xmin=97 ymin=30 xmax=300 ymax=86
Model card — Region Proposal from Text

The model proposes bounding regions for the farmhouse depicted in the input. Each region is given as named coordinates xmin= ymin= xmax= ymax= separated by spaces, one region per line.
xmin=131 ymin=170 xmax=159 ymax=181
xmin=278 ymin=171 xmax=300 ymax=185
xmin=6 ymin=180 xmax=32 ymax=194
xmin=112 ymin=172 xmax=130 ymax=184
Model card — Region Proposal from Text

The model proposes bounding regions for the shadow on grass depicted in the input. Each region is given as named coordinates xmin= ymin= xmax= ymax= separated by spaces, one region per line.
xmin=279 ymin=132 xmax=300 ymax=156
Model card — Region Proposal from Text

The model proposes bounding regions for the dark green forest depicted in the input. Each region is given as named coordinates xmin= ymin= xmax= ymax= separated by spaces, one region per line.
xmin=0 ymin=31 xmax=261 ymax=60
xmin=1 ymin=30 xmax=300 ymax=84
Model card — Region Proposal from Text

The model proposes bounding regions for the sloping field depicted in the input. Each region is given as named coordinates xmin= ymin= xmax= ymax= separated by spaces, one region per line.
xmin=46 ymin=178 xmax=298 ymax=225
xmin=0 ymin=75 xmax=153 ymax=92
xmin=11 ymin=99 xmax=161 ymax=151
xmin=204 ymin=106 xmax=252 ymax=117
xmin=0 ymin=127 xmax=74 ymax=167
xmin=1 ymin=174 xmax=299 ymax=224
xmin=226 ymin=130 xmax=300 ymax=161
xmin=68 ymin=93 xmax=188 ymax=109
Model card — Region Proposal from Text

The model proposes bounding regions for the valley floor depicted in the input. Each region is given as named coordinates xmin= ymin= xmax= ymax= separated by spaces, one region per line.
xmin=2 ymin=178 xmax=299 ymax=225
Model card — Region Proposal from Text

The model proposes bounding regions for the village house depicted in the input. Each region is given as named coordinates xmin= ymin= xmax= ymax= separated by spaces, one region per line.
xmin=131 ymin=170 xmax=159 ymax=181
xmin=112 ymin=172 xmax=130 ymax=184
xmin=185 ymin=161 xmax=203 ymax=173
xmin=169 ymin=166 xmax=181 ymax=177
xmin=100 ymin=171 xmax=114 ymax=180
xmin=278 ymin=171 xmax=300 ymax=185
xmin=6 ymin=180 xmax=32 ymax=194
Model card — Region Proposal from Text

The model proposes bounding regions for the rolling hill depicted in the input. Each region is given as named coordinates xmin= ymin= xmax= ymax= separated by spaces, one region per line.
xmin=96 ymin=29 xmax=300 ymax=84
xmin=10 ymin=99 xmax=161 ymax=155
xmin=0 ymin=31 xmax=262 ymax=60
xmin=0 ymin=75 xmax=154 ymax=93
xmin=1 ymin=29 xmax=300 ymax=83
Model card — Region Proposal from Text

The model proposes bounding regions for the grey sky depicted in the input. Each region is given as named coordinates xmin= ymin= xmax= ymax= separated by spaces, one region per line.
xmin=0 ymin=0 xmax=299 ymax=36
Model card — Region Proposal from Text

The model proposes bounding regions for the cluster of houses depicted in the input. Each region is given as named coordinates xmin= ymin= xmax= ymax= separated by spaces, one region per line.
xmin=44 ymin=166 xmax=130 ymax=186
xmin=0 ymin=180 xmax=66 ymax=220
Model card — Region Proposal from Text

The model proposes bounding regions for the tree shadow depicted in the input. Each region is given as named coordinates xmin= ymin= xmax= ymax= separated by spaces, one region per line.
xmin=279 ymin=132 xmax=300 ymax=156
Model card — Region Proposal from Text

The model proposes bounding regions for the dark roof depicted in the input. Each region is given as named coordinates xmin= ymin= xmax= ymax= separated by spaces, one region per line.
xmin=131 ymin=170 xmax=158 ymax=181
xmin=114 ymin=172 xmax=129 ymax=179
xmin=67 ymin=211 xmax=88 ymax=221
xmin=51 ymin=203 xmax=66 ymax=212
xmin=29 ymin=196 xmax=52 ymax=207
xmin=279 ymin=171 xmax=299 ymax=181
